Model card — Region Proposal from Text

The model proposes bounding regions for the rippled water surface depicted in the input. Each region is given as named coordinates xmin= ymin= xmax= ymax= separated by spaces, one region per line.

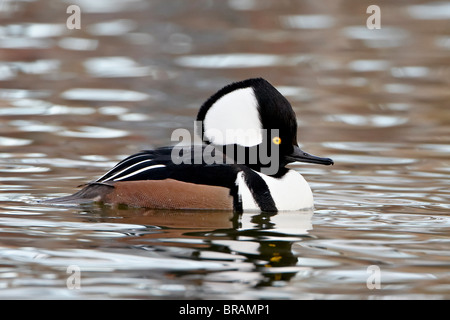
xmin=0 ymin=1 xmax=449 ymax=299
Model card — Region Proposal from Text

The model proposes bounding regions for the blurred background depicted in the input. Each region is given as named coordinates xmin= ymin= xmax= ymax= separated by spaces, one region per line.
xmin=0 ymin=0 xmax=449 ymax=299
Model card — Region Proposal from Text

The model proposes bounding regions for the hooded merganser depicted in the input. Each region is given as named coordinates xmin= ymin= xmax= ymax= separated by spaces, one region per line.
xmin=45 ymin=78 xmax=333 ymax=211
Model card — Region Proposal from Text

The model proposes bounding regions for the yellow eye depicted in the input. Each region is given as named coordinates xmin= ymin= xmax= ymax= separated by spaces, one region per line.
xmin=272 ymin=137 xmax=281 ymax=145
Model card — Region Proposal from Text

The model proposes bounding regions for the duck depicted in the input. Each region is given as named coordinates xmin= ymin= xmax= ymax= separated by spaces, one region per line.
xmin=45 ymin=78 xmax=333 ymax=211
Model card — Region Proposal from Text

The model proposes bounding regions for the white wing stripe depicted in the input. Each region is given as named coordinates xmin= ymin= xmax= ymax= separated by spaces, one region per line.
xmin=102 ymin=159 xmax=154 ymax=182
xmin=113 ymin=164 xmax=166 ymax=181
xmin=96 ymin=154 xmax=151 ymax=182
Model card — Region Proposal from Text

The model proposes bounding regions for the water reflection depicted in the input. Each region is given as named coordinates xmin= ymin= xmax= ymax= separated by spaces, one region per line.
xmin=341 ymin=26 xmax=409 ymax=48
xmin=212 ymin=213 xmax=312 ymax=285
xmin=62 ymin=0 xmax=149 ymax=13
xmin=58 ymin=37 xmax=98 ymax=51
xmin=60 ymin=88 xmax=150 ymax=102
xmin=87 ymin=207 xmax=313 ymax=288
xmin=175 ymin=53 xmax=287 ymax=69
xmin=87 ymin=19 xmax=137 ymax=36
xmin=58 ymin=126 xmax=129 ymax=139
xmin=281 ymin=15 xmax=335 ymax=29
xmin=83 ymin=57 xmax=154 ymax=78
xmin=325 ymin=114 xmax=408 ymax=127
xmin=408 ymin=2 xmax=450 ymax=20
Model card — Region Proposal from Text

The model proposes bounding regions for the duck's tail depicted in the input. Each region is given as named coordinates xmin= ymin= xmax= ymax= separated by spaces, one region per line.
xmin=40 ymin=183 xmax=114 ymax=205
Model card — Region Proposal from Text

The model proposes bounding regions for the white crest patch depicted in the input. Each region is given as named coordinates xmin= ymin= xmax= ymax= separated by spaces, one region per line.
xmin=204 ymin=87 xmax=263 ymax=147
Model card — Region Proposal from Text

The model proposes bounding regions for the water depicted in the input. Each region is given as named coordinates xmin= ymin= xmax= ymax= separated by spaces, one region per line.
xmin=0 ymin=0 xmax=449 ymax=299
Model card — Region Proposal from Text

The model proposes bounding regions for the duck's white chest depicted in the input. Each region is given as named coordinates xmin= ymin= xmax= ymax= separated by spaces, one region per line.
xmin=236 ymin=169 xmax=313 ymax=211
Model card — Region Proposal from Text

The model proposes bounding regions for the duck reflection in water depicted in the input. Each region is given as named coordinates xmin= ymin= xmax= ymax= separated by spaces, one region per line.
xmin=87 ymin=206 xmax=313 ymax=287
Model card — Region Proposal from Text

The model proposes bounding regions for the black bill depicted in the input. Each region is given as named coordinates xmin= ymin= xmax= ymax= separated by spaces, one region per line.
xmin=286 ymin=145 xmax=334 ymax=166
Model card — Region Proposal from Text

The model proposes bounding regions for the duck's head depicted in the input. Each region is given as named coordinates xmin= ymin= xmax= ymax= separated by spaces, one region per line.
xmin=196 ymin=78 xmax=333 ymax=175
